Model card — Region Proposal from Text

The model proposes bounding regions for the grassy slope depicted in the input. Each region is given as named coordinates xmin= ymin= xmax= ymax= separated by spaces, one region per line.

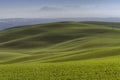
xmin=0 ymin=21 xmax=120 ymax=63
xmin=0 ymin=21 xmax=120 ymax=79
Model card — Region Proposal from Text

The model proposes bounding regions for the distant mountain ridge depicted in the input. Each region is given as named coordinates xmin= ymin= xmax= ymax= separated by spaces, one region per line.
xmin=1 ymin=18 xmax=120 ymax=30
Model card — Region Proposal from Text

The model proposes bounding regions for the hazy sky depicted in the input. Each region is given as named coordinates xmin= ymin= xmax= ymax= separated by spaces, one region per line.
xmin=0 ymin=0 xmax=120 ymax=19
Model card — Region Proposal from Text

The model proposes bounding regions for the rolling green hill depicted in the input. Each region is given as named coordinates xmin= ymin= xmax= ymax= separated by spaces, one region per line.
xmin=0 ymin=21 xmax=120 ymax=63
xmin=0 ymin=21 xmax=120 ymax=80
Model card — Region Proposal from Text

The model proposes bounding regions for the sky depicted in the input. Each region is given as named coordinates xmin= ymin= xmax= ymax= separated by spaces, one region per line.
xmin=0 ymin=0 xmax=120 ymax=19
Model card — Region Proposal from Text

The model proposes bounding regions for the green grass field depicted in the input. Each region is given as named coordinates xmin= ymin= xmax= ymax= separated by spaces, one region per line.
xmin=0 ymin=21 xmax=120 ymax=80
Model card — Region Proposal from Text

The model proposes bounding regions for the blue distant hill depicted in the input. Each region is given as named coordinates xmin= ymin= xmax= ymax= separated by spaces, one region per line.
xmin=1 ymin=18 xmax=120 ymax=30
